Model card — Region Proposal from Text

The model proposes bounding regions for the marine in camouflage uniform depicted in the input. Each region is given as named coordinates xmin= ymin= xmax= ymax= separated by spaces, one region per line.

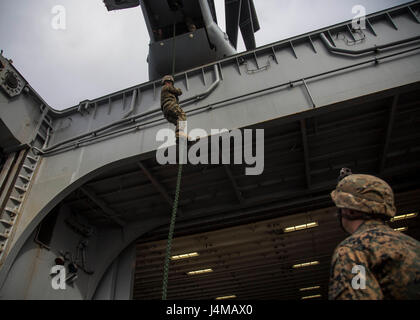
xmin=329 ymin=172 xmax=420 ymax=300
xmin=160 ymin=75 xmax=187 ymax=140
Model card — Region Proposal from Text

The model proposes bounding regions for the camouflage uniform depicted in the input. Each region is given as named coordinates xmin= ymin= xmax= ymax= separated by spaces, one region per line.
xmin=160 ymin=76 xmax=187 ymax=137
xmin=329 ymin=173 xmax=420 ymax=300
xmin=329 ymin=220 xmax=420 ymax=299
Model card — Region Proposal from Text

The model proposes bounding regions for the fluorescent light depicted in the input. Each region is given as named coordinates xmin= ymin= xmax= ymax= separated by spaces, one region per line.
xmin=293 ymin=261 xmax=320 ymax=269
xmin=394 ymin=227 xmax=408 ymax=232
xmin=284 ymin=222 xmax=318 ymax=233
xmin=390 ymin=212 xmax=418 ymax=222
xmin=215 ymin=295 xmax=236 ymax=300
xmin=299 ymin=286 xmax=321 ymax=292
xmin=171 ymin=252 xmax=199 ymax=260
xmin=187 ymin=268 xmax=213 ymax=276
xmin=301 ymin=294 xmax=322 ymax=300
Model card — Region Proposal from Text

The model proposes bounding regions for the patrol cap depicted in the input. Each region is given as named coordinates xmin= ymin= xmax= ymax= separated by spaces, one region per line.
xmin=331 ymin=174 xmax=396 ymax=218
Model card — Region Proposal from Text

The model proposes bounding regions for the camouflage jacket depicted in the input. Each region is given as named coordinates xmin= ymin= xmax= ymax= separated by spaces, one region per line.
xmin=161 ymin=84 xmax=182 ymax=111
xmin=329 ymin=219 xmax=420 ymax=300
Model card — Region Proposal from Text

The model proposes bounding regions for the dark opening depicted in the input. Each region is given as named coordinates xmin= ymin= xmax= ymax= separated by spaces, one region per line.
xmin=167 ymin=0 xmax=183 ymax=11
xmin=34 ymin=205 xmax=61 ymax=249
xmin=0 ymin=148 xmax=5 ymax=172
xmin=146 ymin=0 xmax=204 ymax=42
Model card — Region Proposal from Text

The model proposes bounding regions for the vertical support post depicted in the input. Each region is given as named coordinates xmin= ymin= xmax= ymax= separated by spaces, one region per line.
xmin=308 ymin=36 xmax=317 ymax=53
xmin=302 ymin=79 xmax=316 ymax=109
xmin=366 ymin=18 xmax=377 ymax=36
xmin=290 ymin=41 xmax=298 ymax=59
xmin=300 ymin=119 xmax=311 ymax=189
xmin=408 ymin=6 xmax=420 ymax=23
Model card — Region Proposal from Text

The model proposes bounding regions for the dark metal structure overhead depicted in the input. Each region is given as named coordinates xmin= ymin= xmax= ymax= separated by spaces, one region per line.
xmin=103 ymin=0 xmax=140 ymax=11
xmin=103 ymin=0 xmax=259 ymax=50
xmin=226 ymin=0 xmax=260 ymax=50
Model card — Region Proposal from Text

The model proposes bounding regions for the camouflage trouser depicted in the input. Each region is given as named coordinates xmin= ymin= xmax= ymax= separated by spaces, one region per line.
xmin=163 ymin=103 xmax=187 ymax=135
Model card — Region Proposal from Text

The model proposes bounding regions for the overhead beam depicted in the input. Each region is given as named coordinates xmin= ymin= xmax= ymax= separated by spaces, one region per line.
xmin=103 ymin=0 xmax=140 ymax=11
xmin=137 ymin=161 xmax=182 ymax=215
xmin=0 ymin=152 xmax=17 ymax=195
xmin=79 ymin=186 xmax=125 ymax=227
xmin=217 ymin=140 xmax=245 ymax=205
xmin=225 ymin=0 xmax=242 ymax=49
xmin=300 ymin=119 xmax=311 ymax=188
xmin=223 ymin=165 xmax=245 ymax=205
xmin=240 ymin=0 xmax=256 ymax=50
xmin=379 ymin=95 xmax=399 ymax=174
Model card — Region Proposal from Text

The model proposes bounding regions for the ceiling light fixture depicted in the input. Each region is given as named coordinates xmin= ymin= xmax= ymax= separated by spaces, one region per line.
xmin=293 ymin=261 xmax=320 ymax=269
xmin=390 ymin=212 xmax=417 ymax=222
xmin=299 ymin=285 xmax=321 ymax=292
xmin=171 ymin=252 xmax=199 ymax=260
xmin=215 ymin=295 xmax=236 ymax=300
xmin=284 ymin=222 xmax=318 ymax=233
xmin=187 ymin=268 xmax=213 ymax=276
xmin=301 ymin=294 xmax=322 ymax=300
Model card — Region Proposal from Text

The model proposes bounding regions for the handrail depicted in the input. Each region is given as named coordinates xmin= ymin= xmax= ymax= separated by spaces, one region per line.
xmin=180 ymin=64 xmax=220 ymax=107
xmin=122 ymin=89 xmax=138 ymax=119
xmin=38 ymin=45 xmax=420 ymax=156
xmin=40 ymin=65 xmax=220 ymax=153
xmin=320 ymin=32 xmax=420 ymax=56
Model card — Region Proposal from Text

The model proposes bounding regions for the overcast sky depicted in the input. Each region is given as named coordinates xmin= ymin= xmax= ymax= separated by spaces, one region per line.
xmin=0 ymin=0 xmax=411 ymax=110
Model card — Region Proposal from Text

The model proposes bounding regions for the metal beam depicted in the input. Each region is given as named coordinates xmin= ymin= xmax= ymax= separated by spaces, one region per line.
xmin=0 ymin=153 xmax=17 ymax=195
xmin=224 ymin=165 xmax=245 ymax=205
xmin=300 ymin=119 xmax=311 ymax=189
xmin=0 ymin=150 xmax=27 ymax=214
xmin=79 ymin=186 xmax=125 ymax=227
xmin=379 ymin=95 xmax=399 ymax=174
xmin=217 ymin=140 xmax=245 ymax=205
xmin=137 ymin=161 xmax=182 ymax=216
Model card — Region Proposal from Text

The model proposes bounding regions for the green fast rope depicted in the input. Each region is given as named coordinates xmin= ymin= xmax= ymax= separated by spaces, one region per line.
xmin=162 ymin=12 xmax=182 ymax=301
xmin=161 ymin=162 xmax=183 ymax=300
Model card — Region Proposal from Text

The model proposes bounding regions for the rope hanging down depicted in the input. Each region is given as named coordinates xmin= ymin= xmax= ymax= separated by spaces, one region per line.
xmin=161 ymin=161 xmax=183 ymax=300
xmin=162 ymin=13 xmax=183 ymax=300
